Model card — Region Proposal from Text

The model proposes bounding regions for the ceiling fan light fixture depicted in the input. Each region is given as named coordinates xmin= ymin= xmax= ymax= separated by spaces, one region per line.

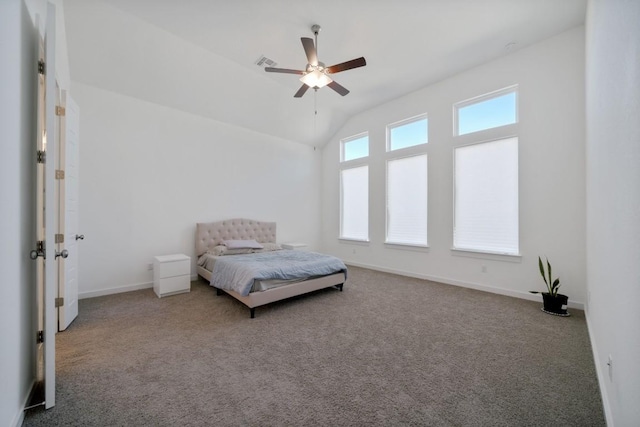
xmin=300 ymin=69 xmax=332 ymax=88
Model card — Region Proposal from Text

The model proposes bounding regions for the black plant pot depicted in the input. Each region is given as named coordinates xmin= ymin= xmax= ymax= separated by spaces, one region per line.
xmin=542 ymin=293 xmax=570 ymax=316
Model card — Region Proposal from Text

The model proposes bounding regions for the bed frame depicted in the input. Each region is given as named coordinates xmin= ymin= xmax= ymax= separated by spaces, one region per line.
xmin=196 ymin=219 xmax=345 ymax=318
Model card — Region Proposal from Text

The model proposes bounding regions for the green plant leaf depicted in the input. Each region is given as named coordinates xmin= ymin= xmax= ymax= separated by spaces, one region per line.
xmin=547 ymin=259 xmax=553 ymax=292
xmin=552 ymin=278 xmax=560 ymax=296
xmin=538 ymin=257 xmax=548 ymax=286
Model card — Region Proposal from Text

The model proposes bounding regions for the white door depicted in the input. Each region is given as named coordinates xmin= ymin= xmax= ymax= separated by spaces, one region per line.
xmin=43 ymin=3 xmax=57 ymax=409
xmin=32 ymin=4 xmax=57 ymax=410
xmin=58 ymin=92 xmax=80 ymax=331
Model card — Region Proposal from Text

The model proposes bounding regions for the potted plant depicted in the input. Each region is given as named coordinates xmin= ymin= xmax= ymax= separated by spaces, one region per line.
xmin=530 ymin=256 xmax=569 ymax=316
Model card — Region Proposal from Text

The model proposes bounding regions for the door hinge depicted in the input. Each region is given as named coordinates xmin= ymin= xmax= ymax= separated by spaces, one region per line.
xmin=55 ymin=233 xmax=64 ymax=243
xmin=55 ymin=106 xmax=66 ymax=116
xmin=55 ymin=297 xmax=64 ymax=308
xmin=37 ymin=330 xmax=44 ymax=343
xmin=37 ymin=150 xmax=46 ymax=164
xmin=55 ymin=170 xmax=65 ymax=179
xmin=38 ymin=60 xmax=45 ymax=75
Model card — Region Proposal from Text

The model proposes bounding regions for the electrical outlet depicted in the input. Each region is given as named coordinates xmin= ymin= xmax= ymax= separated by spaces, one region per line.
xmin=352 ymin=249 xmax=356 ymax=255
xmin=481 ymin=265 xmax=487 ymax=273
xmin=147 ymin=263 xmax=153 ymax=271
xmin=607 ymin=354 xmax=613 ymax=380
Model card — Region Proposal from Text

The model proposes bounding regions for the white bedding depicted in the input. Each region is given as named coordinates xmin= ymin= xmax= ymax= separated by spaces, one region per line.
xmin=198 ymin=252 xmax=308 ymax=292
xmin=209 ymin=250 xmax=346 ymax=296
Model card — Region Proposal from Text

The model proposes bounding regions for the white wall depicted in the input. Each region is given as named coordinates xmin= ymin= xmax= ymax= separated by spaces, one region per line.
xmin=322 ymin=27 xmax=586 ymax=306
xmin=0 ymin=1 xmax=37 ymax=426
xmin=586 ymin=1 xmax=640 ymax=425
xmin=72 ymin=82 xmax=322 ymax=297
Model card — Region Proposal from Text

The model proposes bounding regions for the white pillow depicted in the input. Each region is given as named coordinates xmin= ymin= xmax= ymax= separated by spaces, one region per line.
xmin=206 ymin=245 xmax=253 ymax=256
xmin=223 ymin=239 xmax=264 ymax=250
xmin=252 ymin=242 xmax=282 ymax=252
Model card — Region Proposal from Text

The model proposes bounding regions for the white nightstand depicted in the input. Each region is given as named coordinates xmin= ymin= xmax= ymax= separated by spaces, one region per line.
xmin=153 ymin=254 xmax=190 ymax=298
xmin=281 ymin=243 xmax=308 ymax=251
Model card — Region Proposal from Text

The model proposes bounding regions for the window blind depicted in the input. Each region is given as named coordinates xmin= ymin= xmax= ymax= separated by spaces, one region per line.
xmin=340 ymin=166 xmax=369 ymax=240
xmin=387 ymin=155 xmax=428 ymax=245
xmin=454 ymin=137 xmax=519 ymax=254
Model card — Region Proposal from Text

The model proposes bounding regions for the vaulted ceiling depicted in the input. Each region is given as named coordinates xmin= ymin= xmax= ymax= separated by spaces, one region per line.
xmin=63 ymin=0 xmax=586 ymax=146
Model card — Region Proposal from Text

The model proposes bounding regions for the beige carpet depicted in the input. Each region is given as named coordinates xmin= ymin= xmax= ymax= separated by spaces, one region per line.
xmin=24 ymin=266 xmax=604 ymax=426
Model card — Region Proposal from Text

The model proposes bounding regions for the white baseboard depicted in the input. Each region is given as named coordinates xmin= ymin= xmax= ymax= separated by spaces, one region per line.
xmin=585 ymin=310 xmax=613 ymax=426
xmin=14 ymin=379 xmax=35 ymax=427
xmin=345 ymin=260 xmax=585 ymax=310
xmin=79 ymin=281 xmax=153 ymax=299
xmin=79 ymin=276 xmax=200 ymax=300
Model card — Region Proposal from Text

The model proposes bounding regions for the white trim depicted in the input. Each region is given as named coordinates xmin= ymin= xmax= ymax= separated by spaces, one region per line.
xmin=451 ymin=248 xmax=522 ymax=262
xmin=344 ymin=261 xmax=584 ymax=310
xmin=585 ymin=312 xmax=614 ymax=427
xmin=79 ymin=281 xmax=153 ymax=299
xmin=14 ymin=380 xmax=35 ymax=427
xmin=384 ymin=242 xmax=430 ymax=252
xmin=338 ymin=238 xmax=370 ymax=245
xmin=78 ymin=276 xmax=200 ymax=299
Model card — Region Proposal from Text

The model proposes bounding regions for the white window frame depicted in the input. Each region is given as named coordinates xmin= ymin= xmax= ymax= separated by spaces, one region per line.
xmin=387 ymin=113 xmax=428 ymax=152
xmin=384 ymin=114 xmax=430 ymax=250
xmin=340 ymin=132 xmax=369 ymax=163
xmin=454 ymin=85 xmax=518 ymax=137
xmin=339 ymin=132 xmax=370 ymax=243
xmin=452 ymin=86 xmax=520 ymax=259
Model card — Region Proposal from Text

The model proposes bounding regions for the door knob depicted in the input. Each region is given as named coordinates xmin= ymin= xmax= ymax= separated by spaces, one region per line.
xmin=30 ymin=242 xmax=45 ymax=260
xmin=75 ymin=234 xmax=84 ymax=240
xmin=55 ymin=249 xmax=69 ymax=259
xmin=30 ymin=249 xmax=44 ymax=260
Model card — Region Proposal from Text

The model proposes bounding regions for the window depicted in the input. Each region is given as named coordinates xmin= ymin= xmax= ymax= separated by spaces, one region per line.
xmin=340 ymin=166 xmax=369 ymax=241
xmin=386 ymin=155 xmax=428 ymax=245
xmin=388 ymin=115 xmax=428 ymax=151
xmin=453 ymin=137 xmax=519 ymax=255
xmin=341 ymin=133 xmax=369 ymax=162
xmin=384 ymin=114 xmax=429 ymax=247
xmin=455 ymin=87 xmax=517 ymax=136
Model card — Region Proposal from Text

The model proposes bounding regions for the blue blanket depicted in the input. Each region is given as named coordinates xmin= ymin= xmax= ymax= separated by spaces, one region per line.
xmin=210 ymin=250 xmax=347 ymax=296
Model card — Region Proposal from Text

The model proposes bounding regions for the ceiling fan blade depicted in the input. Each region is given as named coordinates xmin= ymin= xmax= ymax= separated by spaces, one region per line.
xmin=326 ymin=57 xmax=367 ymax=74
xmin=293 ymin=84 xmax=310 ymax=98
xmin=327 ymin=80 xmax=350 ymax=96
xmin=265 ymin=67 xmax=304 ymax=75
xmin=301 ymin=37 xmax=318 ymax=66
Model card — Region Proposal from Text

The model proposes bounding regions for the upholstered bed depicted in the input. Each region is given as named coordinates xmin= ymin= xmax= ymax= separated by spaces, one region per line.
xmin=196 ymin=219 xmax=347 ymax=318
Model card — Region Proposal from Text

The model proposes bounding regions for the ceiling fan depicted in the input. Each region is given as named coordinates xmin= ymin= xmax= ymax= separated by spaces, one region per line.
xmin=265 ymin=24 xmax=366 ymax=98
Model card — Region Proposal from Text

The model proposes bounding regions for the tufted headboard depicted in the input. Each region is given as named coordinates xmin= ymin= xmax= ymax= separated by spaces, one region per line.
xmin=195 ymin=218 xmax=277 ymax=256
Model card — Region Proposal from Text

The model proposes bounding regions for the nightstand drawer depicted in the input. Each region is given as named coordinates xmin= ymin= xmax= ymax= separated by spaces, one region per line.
xmin=156 ymin=274 xmax=190 ymax=297
xmin=155 ymin=255 xmax=190 ymax=278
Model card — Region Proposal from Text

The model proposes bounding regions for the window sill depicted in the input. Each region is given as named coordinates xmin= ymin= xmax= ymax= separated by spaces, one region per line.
xmin=339 ymin=238 xmax=370 ymax=245
xmin=451 ymin=248 xmax=521 ymax=263
xmin=384 ymin=242 xmax=430 ymax=252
